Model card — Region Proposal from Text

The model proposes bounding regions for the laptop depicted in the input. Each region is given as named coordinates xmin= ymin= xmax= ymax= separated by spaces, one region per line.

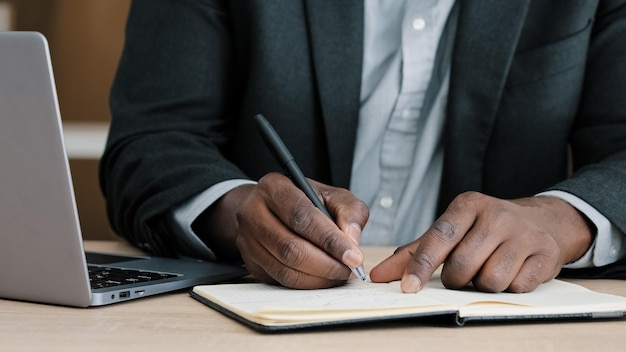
xmin=0 ymin=32 xmax=247 ymax=307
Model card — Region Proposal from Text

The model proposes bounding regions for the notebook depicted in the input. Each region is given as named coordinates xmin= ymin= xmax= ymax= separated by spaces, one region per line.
xmin=0 ymin=31 xmax=247 ymax=307
xmin=191 ymin=275 xmax=626 ymax=332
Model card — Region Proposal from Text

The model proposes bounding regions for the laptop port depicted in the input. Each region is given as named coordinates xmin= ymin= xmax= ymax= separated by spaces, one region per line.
xmin=119 ymin=291 xmax=130 ymax=299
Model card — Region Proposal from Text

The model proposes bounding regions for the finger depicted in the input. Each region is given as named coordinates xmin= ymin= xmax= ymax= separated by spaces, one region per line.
xmin=401 ymin=193 xmax=482 ymax=293
xmin=315 ymin=181 xmax=369 ymax=245
xmin=250 ymin=218 xmax=351 ymax=280
xmin=440 ymin=214 xmax=506 ymax=289
xmin=507 ymin=255 xmax=561 ymax=293
xmin=465 ymin=218 xmax=558 ymax=292
xmin=235 ymin=232 xmax=280 ymax=286
xmin=261 ymin=173 xmax=364 ymax=269
xmin=401 ymin=218 xmax=472 ymax=293
xmin=369 ymin=244 xmax=417 ymax=283
xmin=236 ymin=177 xmax=351 ymax=288
xmin=341 ymin=223 xmax=362 ymax=246
xmin=237 ymin=226 xmax=349 ymax=289
xmin=468 ymin=240 xmax=529 ymax=292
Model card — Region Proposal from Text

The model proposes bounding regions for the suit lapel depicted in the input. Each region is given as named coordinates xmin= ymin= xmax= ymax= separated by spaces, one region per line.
xmin=304 ymin=0 xmax=364 ymax=188
xmin=303 ymin=0 xmax=531 ymax=202
xmin=439 ymin=0 xmax=530 ymax=212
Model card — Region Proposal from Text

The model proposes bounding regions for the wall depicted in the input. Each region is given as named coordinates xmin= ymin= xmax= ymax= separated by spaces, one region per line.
xmin=0 ymin=1 xmax=13 ymax=30
xmin=10 ymin=0 xmax=131 ymax=241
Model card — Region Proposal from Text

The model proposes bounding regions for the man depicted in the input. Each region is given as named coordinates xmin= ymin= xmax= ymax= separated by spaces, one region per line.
xmin=101 ymin=0 xmax=626 ymax=293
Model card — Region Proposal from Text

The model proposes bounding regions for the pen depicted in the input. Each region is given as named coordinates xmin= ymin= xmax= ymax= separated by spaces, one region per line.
xmin=254 ymin=114 xmax=366 ymax=281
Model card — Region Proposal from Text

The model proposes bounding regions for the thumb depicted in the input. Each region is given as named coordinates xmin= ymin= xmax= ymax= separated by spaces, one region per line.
xmin=339 ymin=222 xmax=362 ymax=245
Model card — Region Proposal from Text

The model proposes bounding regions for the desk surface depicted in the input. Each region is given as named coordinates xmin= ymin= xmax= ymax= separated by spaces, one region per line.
xmin=2 ymin=241 xmax=626 ymax=352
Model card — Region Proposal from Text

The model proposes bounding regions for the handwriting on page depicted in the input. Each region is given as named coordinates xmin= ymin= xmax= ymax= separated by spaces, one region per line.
xmin=214 ymin=280 xmax=448 ymax=314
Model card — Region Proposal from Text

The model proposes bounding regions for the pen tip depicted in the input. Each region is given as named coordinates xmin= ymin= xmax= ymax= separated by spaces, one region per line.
xmin=352 ymin=266 xmax=367 ymax=282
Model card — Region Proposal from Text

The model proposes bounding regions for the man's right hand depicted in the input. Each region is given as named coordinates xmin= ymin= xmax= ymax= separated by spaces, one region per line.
xmin=194 ymin=172 xmax=369 ymax=289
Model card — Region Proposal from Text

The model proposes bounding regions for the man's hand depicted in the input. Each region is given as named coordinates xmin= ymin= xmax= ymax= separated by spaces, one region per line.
xmin=369 ymin=192 xmax=594 ymax=293
xmin=196 ymin=172 xmax=369 ymax=289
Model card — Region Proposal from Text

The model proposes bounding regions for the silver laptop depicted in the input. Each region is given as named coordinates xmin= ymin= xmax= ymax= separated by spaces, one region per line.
xmin=0 ymin=32 xmax=247 ymax=307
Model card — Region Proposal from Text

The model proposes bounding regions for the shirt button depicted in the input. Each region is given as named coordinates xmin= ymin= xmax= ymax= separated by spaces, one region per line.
xmin=610 ymin=246 xmax=618 ymax=258
xmin=412 ymin=18 xmax=426 ymax=31
xmin=380 ymin=196 xmax=394 ymax=209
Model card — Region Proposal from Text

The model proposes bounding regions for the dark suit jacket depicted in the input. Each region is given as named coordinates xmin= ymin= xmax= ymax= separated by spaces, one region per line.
xmin=101 ymin=0 xmax=626 ymax=273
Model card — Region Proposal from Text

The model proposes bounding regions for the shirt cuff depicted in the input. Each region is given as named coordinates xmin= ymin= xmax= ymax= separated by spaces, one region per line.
xmin=538 ymin=190 xmax=626 ymax=268
xmin=166 ymin=179 xmax=257 ymax=261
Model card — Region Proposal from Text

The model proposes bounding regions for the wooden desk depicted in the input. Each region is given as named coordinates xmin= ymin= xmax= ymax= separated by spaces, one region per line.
xmin=2 ymin=241 xmax=626 ymax=352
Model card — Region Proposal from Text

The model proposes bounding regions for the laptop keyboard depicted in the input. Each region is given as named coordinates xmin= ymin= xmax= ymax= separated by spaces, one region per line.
xmin=88 ymin=265 xmax=178 ymax=289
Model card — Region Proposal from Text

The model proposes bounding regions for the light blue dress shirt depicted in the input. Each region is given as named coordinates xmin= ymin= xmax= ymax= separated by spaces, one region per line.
xmin=169 ymin=0 xmax=624 ymax=268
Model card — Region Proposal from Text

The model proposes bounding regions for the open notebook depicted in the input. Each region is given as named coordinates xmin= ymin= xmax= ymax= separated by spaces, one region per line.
xmin=191 ymin=274 xmax=626 ymax=332
xmin=0 ymin=31 xmax=247 ymax=307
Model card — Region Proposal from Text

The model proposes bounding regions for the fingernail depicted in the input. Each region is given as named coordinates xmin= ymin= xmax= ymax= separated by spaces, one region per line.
xmin=401 ymin=274 xmax=422 ymax=293
xmin=342 ymin=249 xmax=363 ymax=268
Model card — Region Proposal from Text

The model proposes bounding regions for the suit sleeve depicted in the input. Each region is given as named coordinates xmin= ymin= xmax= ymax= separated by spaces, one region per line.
xmin=551 ymin=1 xmax=626 ymax=236
xmin=99 ymin=0 xmax=245 ymax=256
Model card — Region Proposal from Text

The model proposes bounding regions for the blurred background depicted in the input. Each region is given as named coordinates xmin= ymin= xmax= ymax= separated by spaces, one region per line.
xmin=2 ymin=0 xmax=131 ymax=241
